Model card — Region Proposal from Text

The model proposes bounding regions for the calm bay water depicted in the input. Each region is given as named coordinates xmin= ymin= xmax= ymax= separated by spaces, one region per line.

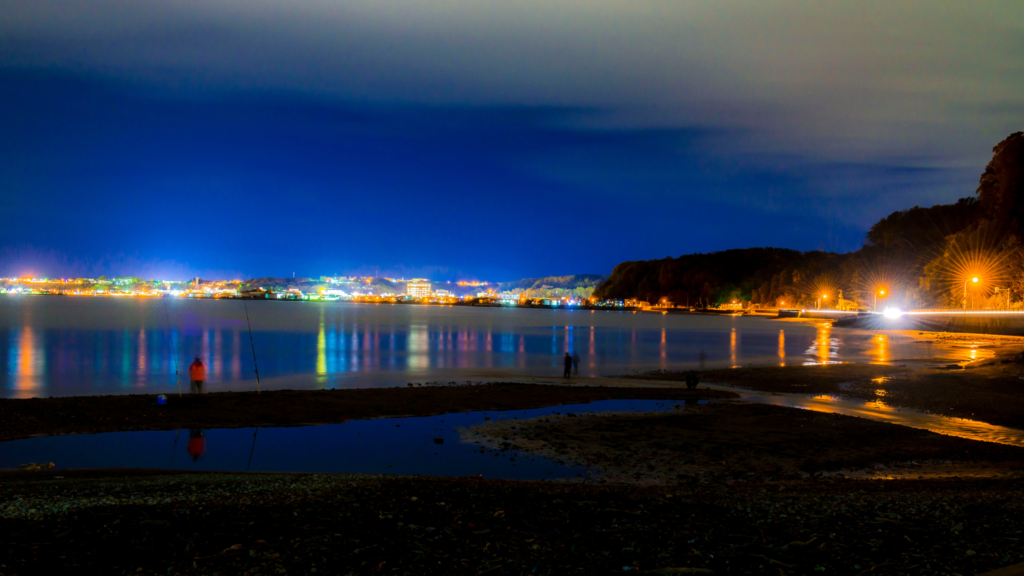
xmin=0 ymin=296 xmax=932 ymax=398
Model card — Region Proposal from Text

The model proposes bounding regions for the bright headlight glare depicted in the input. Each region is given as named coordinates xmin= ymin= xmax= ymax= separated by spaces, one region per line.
xmin=883 ymin=307 xmax=903 ymax=319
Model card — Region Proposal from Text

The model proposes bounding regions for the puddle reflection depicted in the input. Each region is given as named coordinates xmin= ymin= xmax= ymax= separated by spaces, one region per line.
xmin=0 ymin=399 xmax=692 ymax=478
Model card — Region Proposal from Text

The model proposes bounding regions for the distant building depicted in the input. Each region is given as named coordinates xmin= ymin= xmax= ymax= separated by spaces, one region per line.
xmin=408 ymin=282 xmax=432 ymax=298
xmin=435 ymin=289 xmax=452 ymax=297
xmin=497 ymin=291 xmax=518 ymax=303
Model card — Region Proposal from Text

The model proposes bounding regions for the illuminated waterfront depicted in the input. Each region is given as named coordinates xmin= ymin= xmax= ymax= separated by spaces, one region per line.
xmin=0 ymin=297 xmax=945 ymax=398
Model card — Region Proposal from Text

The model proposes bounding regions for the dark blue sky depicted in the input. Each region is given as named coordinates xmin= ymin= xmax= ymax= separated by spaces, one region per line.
xmin=1 ymin=1 xmax=1021 ymax=280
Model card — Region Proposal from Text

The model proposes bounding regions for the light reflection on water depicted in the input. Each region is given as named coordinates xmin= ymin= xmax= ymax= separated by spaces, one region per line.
xmin=1 ymin=297 xmax=951 ymax=398
xmin=803 ymin=323 xmax=841 ymax=365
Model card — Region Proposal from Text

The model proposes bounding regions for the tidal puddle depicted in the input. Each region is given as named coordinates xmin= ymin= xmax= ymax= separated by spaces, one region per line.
xmin=0 ymin=399 xmax=689 ymax=479
xmin=712 ymin=386 xmax=1024 ymax=448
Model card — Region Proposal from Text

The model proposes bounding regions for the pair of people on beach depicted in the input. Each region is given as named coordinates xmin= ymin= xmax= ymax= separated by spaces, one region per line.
xmin=563 ymin=351 xmax=579 ymax=378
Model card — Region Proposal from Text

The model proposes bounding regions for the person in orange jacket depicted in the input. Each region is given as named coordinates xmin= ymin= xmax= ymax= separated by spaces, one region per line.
xmin=188 ymin=356 xmax=206 ymax=393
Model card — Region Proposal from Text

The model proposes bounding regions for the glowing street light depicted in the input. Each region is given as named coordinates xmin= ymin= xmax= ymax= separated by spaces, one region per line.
xmin=964 ymin=276 xmax=979 ymax=310
xmin=874 ymin=288 xmax=887 ymax=311
xmin=817 ymin=294 xmax=828 ymax=310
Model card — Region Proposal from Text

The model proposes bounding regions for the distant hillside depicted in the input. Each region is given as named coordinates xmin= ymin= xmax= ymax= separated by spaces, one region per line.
xmin=593 ymin=248 xmax=850 ymax=306
xmin=498 ymin=274 xmax=608 ymax=299
xmin=240 ymin=277 xmax=322 ymax=292
xmin=498 ymin=274 xmax=607 ymax=291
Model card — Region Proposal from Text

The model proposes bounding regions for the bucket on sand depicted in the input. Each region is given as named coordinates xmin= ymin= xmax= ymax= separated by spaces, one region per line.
xmin=157 ymin=394 xmax=167 ymax=405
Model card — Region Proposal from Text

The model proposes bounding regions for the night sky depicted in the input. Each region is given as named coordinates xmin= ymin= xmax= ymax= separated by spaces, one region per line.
xmin=2 ymin=1 xmax=1022 ymax=281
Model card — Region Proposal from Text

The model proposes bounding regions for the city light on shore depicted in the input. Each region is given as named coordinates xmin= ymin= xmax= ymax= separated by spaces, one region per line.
xmin=0 ymin=275 xmax=625 ymax=309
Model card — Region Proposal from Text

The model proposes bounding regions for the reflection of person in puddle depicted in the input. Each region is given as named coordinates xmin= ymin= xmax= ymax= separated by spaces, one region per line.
xmin=685 ymin=370 xmax=699 ymax=390
xmin=187 ymin=429 xmax=206 ymax=461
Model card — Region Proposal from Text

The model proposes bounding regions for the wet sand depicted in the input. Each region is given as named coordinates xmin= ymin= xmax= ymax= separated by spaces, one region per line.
xmin=637 ymin=362 xmax=909 ymax=394
xmin=0 ymin=384 xmax=735 ymax=442
xmin=636 ymin=355 xmax=1024 ymax=429
xmin=461 ymin=402 xmax=1024 ymax=485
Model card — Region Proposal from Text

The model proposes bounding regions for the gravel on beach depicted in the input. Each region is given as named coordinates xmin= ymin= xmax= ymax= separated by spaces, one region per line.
xmin=3 ymin=471 xmax=1024 ymax=575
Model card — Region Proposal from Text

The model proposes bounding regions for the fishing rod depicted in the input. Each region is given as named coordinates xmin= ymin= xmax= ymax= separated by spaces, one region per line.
xmin=163 ymin=296 xmax=182 ymax=397
xmin=242 ymin=299 xmax=262 ymax=394
xmin=246 ymin=426 xmax=259 ymax=472
xmin=168 ymin=428 xmax=180 ymax=469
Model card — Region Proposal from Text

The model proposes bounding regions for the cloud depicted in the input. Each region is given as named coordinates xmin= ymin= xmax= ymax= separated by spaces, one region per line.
xmin=3 ymin=1 xmax=1021 ymax=160
xmin=1 ymin=1 xmax=1021 ymax=276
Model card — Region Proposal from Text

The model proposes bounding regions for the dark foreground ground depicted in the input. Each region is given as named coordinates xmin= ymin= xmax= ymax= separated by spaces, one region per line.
xmin=4 ymin=358 xmax=1024 ymax=574
xmin=0 ymin=385 xmax=736 ymax=442
xmin=3 ymin=471 xmax=1024 ymax=576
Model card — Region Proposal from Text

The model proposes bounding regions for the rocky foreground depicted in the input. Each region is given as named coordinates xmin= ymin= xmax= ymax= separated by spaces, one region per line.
xmin=3 ymin=471 xmax=1024 ymax=575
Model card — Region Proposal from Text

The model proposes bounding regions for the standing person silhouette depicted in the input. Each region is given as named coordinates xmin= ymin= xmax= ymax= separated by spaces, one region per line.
xmin=698 ymin=349 xmax=707 ymax=370
xmin=188 ymin=356 xmax=206 ymax=393
xmin=563 ymin=352 xmax=573 ymax=378
xmin=572 ymin=351 xmax=580 ymax=375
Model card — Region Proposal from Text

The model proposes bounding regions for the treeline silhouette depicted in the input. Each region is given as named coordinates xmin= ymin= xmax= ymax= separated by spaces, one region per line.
xmin=498 ymin=274 xmax=607 ymax=291
xmin=594 ymin=132 xmax=1024 ymax=309
xmin=497 ymin=274 xmax=608 ymax=300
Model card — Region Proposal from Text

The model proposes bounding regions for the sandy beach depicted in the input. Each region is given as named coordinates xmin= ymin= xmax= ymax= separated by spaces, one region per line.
xmin=461 ymin=402 xmax=1024 ymax=484
xmin=5 ymin=328 xmax=1024 ymax=574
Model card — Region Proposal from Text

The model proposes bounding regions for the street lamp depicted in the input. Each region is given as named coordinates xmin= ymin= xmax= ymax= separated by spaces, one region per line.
xmin=817 ymin=294 xmax=827 ymax=310
xmin=874 ymin=289 xmax=886 ymax=311
xmin=963 ymin=276 xmax=979 ymax=310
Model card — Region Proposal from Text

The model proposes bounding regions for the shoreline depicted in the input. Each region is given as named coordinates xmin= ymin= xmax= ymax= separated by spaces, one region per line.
xmin=0 ymin=384 xmax=735 ymax=442
xmin=459 ymin=402 xmax=1024 ymax=485
xmin=4 ymin=327 xmax=1024 ymax=439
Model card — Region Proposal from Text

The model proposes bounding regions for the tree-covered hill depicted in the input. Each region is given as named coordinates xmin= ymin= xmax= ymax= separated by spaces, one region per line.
xmin=594 ymin=132 xmax=1024 ymax=309
xmin=497 ymin=274 xmax=608 ymax=299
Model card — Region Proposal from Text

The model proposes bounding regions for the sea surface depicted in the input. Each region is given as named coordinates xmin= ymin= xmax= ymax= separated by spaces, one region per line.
xmin=0 ymin=296 xmax=938 ymax=398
